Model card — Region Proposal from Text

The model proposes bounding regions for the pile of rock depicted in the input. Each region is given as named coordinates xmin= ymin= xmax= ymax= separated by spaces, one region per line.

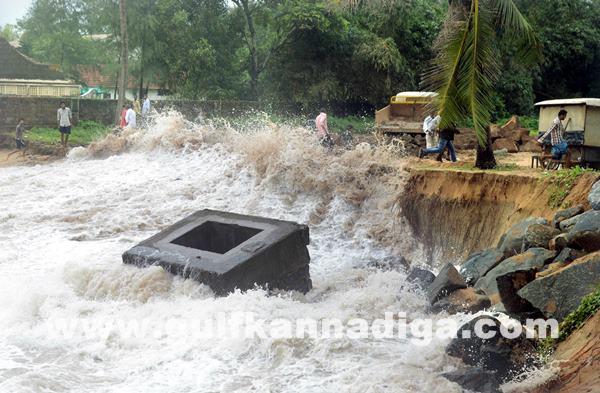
xmin=491 ymin=116 xmax=541 ymax=153
xmin=413 ymin=179 xmax=600 ymax=392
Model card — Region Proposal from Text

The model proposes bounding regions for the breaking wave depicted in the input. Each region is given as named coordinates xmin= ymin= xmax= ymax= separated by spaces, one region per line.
xmin=69 ymin=110 xmax=421 ymax=259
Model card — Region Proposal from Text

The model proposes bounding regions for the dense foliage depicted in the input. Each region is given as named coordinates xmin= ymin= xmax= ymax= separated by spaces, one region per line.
xmin=2 ymin=0 xmax=600 ymax=115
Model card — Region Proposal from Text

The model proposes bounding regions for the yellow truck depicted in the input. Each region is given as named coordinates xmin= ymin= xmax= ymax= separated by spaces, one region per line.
xmin=375 ymin=91 xmax=438 ymax=135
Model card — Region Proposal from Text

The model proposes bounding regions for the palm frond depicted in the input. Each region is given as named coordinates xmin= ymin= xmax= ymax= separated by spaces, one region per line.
xmin=492 ymin=0 xmax=541 ymax=63
xmin=422 ymin=4 xmax=471 ymax=130
xmin=457 ymin=2 xmax=498 ymax=146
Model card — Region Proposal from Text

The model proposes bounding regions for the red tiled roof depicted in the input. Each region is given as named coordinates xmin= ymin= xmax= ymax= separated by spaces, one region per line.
xmin=77 ymin=65 xmax=161 ymax=90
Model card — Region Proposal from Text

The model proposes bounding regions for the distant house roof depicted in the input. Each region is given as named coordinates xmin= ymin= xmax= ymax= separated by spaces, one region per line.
xmin=535 ymin=98 xmax=600 ymax=108
xmin=78 ymin=65 xmax=161 ymax=90
xmin=0 ymin=37 xmax=68 ymax=81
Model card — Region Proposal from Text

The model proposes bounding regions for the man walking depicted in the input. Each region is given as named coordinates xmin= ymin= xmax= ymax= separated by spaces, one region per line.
xmin=57 ymin=101 xmax=72 ymax=147
xmin=538 ymin=109 xmax=569 ymax=160
xmin=418 ymin=125 xmax=458 ymax=162
xmin=423 ymin=113 xmax=441 ymax=149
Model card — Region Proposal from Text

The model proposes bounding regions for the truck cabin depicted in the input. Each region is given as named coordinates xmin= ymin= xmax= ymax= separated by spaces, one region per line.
xmin=535 ymin=98 xmax=600 ymax=167
xmin=376 ymin=91 xmax=438 ymax=134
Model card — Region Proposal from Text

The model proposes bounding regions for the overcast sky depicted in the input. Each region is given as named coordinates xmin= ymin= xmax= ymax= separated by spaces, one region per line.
xmin=0 ymin=0 xmax=32 ymax=26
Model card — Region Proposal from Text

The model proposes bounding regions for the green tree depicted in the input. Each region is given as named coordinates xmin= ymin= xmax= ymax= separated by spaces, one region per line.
xmin=517 ymin=0 xmax=600 ymax=100
xmin=0 ymin=24 xmax=19 ymax=42
xmin=423 ymin=0 xmax=540 ymax=169
xmin=18 ymin=0 xmax=101 ymax=76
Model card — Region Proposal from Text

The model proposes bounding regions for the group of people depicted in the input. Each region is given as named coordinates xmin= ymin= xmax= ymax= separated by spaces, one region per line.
xmin=7 ymin=95 xmax=153 ymax=160
xmin=120 ymin=95 xmax=151 ymax=129
xmin=418 ymin=113 xmax=459 ymax=162
xmin=8 ymin=100 xmax=74 ymax=159
xmin=416 ymin=109 xmax=570 ymax=162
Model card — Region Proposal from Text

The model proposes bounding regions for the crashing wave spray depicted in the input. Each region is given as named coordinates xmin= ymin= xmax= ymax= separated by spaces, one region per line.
xmin=69 ymin=110 xmax=424 ymax=260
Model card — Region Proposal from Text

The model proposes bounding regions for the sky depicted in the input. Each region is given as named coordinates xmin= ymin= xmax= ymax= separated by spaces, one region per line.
xmin=0 ymin=0 xmax=32 ymax=26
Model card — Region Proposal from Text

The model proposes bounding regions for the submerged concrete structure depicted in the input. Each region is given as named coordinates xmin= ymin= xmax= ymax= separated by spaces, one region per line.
xmin=123 ymin=209 xmax=311 ymax=295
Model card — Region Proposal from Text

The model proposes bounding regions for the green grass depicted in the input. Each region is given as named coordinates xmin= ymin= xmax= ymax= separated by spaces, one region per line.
xmin=210 ymin=113 xmax=376 ymax=135
xmin=327 ymin=115 xmax=375 ymax=134
xmin=27 ymin=120 xmax=112 ymax=145
xmin=539 ymin=285 xmax=600 ymax=356
xmin=544 ymin=166 xmax=596 ymax=208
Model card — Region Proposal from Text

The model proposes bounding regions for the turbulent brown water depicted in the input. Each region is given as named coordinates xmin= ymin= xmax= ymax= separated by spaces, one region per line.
xmin=0 ymin=112 xmax=550 ymax=392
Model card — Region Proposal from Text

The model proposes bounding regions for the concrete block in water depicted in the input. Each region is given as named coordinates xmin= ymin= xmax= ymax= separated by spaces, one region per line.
xmin=122 ymin=209 xmax=311 ymax=295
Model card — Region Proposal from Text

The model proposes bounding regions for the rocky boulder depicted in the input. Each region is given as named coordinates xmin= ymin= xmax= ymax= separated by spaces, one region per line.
xmin=446 ymin=315 xmax=536 ymax=382
xmin=520 ymin=140 xmax=542 ymax=153
xmin=513 ymin=128 xmax=532 ymax=144
xmin=406 ymin=267 xmax=436 ymax=291
xmin=497 ymin=217 xmax=549 ymax=257
xmin=518 ymin=251 xmax=600 ymax=321
xmin=442 ymin=367 xmax=501 ymax=393
xmin=490 ymin=124 xmax=502 ymax=140
xmin=430 ymin=288 xmax=491 ymax=315
xmin=496 ymin=270 xmax=540 ymax=317
xmin=475 ymin=248 xmax=556 ymax=304
xmin=501 ymin=115 xmax=520 ymax=133
xmin=554 ymin=247 xmax=586 ymax=265
xmin=492 ymin=138 xmax=519 ymax=153
xmin=552 ymin=205 xmax=585 ymax=229
xmin=565 ymin=210 xmax=600 ymax=252
xmin=589 ymin=180 xmax=600 ymax=210
xmin=549 ymin=233 xmax=569 ymax=252
xmin=522 ymin=224 xmax=561 ymax=251
xmin=427 ymin=263 xmax=467 ymax=304
xmin=460 ymin=249 xmax=505 ymax=285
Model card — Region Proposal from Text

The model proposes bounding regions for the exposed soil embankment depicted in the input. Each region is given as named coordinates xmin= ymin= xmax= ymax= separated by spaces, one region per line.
xmin=399 ymin=164 xmax=597 ymax=263
xmin=533 ymin=310 xmax=600 ymax=393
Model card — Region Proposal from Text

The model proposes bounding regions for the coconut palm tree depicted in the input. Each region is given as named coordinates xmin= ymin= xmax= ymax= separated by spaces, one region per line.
xmin=423 ymin=0 xmax=540 ymax=169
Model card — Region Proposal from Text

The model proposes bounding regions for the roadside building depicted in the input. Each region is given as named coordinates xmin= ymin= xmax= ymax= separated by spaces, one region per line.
xmin=77 ymin=66 xmax=169 ymax=101
xmin=0 ymin=38 xmax=80 ymax=98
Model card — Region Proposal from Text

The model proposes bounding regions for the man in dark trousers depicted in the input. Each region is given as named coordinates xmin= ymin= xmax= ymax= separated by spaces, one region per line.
xmin=57 ymin=101 xmax=72 ymax=148
xmin=418 ymin=125 xmax=459 ymax=162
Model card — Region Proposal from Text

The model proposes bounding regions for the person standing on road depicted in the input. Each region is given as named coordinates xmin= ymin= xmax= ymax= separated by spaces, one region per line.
xmin=537 ymin=109 xmax=569 ymax=160
xmin=125 ymin=103 xmax=137 ymax=128
xmin=57 ymin=101 xmax=72 ymax=147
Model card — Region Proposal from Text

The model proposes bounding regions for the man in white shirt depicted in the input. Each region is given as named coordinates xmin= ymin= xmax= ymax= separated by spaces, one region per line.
xmin=57 ymin=101 xmax=72 ymax=147
xmin=125 ymin=104 xmax=137 ymax=128
xmin=423 ymin=113 xmax=441 ymax=149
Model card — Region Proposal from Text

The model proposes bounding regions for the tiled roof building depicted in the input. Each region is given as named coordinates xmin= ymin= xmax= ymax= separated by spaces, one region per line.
xmin=0 ymin=38 xmax=80 ymax=97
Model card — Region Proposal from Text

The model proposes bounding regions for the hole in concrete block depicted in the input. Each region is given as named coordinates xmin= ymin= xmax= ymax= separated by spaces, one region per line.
xmin=171 ymin=221 xmax=262 ymax=254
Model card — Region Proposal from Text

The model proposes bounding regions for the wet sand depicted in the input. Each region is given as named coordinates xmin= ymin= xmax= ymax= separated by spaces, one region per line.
xmin=0 ymin=149 xmax=57 ymax=168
